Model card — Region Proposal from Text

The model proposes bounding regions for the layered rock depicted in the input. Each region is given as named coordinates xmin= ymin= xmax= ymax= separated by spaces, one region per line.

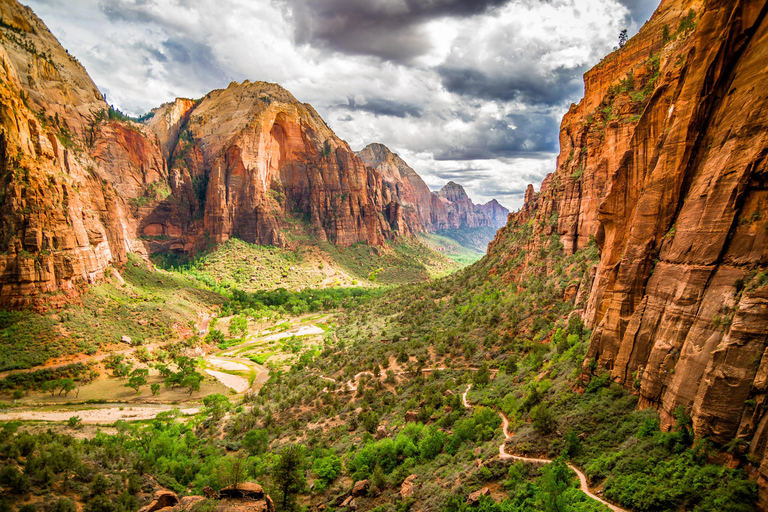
xmin=0 ymin=0 xmax=419 ymax=306
xmin=479 ymin=199 xmax=509 ymax=229
xmin=0 ymin=0 xmax=141 ymax=308
xmin=500 ymin=0 xmax=768 ymax=502
xmin=177 ymin=81 xmax=394 ymax=247
xmin=358 ymin=144 xmax=509 ymax=232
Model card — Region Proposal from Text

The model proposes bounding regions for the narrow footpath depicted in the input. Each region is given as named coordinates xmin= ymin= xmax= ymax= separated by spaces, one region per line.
xmin=462 ymin=384 xmax=627 ymax=512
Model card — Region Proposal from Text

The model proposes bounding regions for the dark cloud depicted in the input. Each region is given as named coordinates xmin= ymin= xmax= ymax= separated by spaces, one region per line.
xmin=283 ymin=0 xmax=511 ymax=62
xmin=618 ymin=0 xmax=659 ymax=29
xmin=476 ymin=187 xmax=528 ymax=197
xmin=338 ymin=97 xmax=423 ymax=118
xmin=433 ymin=167 xmax=494 ymax=181
xmin=432 ymin=112 xmax=559 ymax=161
xmin=437 ymin=64 xmax=585 ymax=106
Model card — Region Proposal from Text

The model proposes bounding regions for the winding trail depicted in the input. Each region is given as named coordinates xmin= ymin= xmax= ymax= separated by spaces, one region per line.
xmin=462 ymin=384 xmax=628 ymax=512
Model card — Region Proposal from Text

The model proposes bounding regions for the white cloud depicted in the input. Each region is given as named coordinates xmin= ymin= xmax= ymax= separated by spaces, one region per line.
xmin=25 ymin=0 xmax=642 ymax=211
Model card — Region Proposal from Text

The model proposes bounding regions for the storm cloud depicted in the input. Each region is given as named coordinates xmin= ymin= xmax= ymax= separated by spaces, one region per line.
xmin=25 ymin=0 xmax=646 ymax=208
xmin=283 ymin=0 xmax=510 ymax=62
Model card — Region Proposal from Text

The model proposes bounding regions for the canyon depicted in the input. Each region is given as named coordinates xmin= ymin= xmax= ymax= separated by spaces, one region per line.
xmin=1 ymin=0 xmax=768 ymax=507
xmin=497 ymin=0 xmax=768 ymax=504
xmin=0 ymin=0 xmax=504 ymax=309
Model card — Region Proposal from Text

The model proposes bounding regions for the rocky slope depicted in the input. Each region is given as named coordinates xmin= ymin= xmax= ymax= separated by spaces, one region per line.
xmin=0 ymin=0 xmax=476 ymax=307
xmin=497 ymin=0 xmax=768 ymax=502
xmin=358 ymin=143 xmax=509 ymax=231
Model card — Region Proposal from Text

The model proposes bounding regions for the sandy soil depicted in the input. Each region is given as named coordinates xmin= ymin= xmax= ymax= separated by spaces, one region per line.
xmin=0 ymin=405 xmax=200 ymax=424
xmin=207 ymin=358 xmax=251 ymax=371
xmin=204 ymin=369 xmax=249 ymax=393
xmin=263 ymin=325 xmax=324 ymax=341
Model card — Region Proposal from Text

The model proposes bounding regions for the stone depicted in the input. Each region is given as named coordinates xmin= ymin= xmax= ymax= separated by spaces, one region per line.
xmin=352 ymin=479 xmax=369 ymax=497
xmin=375 ymin=425 xmax=388 ymax=440
xmin=404 ymin=410 xmax=419 ymax=423
xmin=138 ymin=490 xmax=179 ymax=512
xmin=219 ymin=482 xmax=264 ymax=499
xmin=400 ymin=474 xmax=418 ymax=500
xmin=121 ymin=336 xmax=132 ymax=344
xmin=466 ymin=487 xmax=490 ymax=506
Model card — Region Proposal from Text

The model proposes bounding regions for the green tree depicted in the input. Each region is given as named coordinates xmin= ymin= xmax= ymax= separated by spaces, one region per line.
xmin=243 ymin=429 xmax=269 ymax=455
xmin=618 ymin=28 xmax=628 ymax=47
xmin=312 ymin=454 xmax=341 ymax=490
xmin=532 ymin=402 xmax=557 ymax=435
xmin=473 ymin=363 xmax=491 ymax=387
xmin=183 ymin=372 xmax=204 ymax=395
xmin=126 ymin=369 xmax=149 ymax=395
xmin=541 ymin=458 xmax=572 ymax=512
xmin=151 ymin=383 xmax=160 ymax=395
xmin=41 ymin=379 xmax=58 ymax=397
xmin=58 ymin=378 xmax=77 ymax=397
xmin=273 ymin=444 xmax=306 ymax=510
xmin=203 ymin=393 xmax=231 ymax=421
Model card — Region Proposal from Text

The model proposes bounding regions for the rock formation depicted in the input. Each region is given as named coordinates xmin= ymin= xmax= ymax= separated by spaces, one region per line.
xmin=0 ymin=0 xmax=479 ymax=307
xmin=497 ymin=0 xmax=768 ymax=503
xmin=358 ymin=143 xmax=509 ymax=232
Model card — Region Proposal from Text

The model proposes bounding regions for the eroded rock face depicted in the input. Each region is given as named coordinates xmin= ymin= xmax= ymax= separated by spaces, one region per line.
xmin=0 ymin=0 xmax=430 ymax=307
xmin=358 ymin=144 xmax=508 ymax=232
xmin=499 ymin=0 xmax=768 ymax=503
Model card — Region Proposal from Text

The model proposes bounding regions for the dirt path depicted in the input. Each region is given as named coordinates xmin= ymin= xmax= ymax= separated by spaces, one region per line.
xmin=462 ymin=385 xmax=628 ymax=512
xmin=204 ymin=370 xmax=249 ymax=393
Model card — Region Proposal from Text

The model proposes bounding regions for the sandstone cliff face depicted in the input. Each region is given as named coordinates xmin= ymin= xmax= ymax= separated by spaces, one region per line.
xmin=0 ymin=0 xmax=148 ymax=308
xmin=176 ymin=81 xmax=394 ymax=247
xmin=0 ymin=0 xmax=414 ymax=306
xmin=501 ymin=0 xmax=768 ymax=501
xmin=358 ymin=144 xmax=508 ymax=233
xmin=479 ymin=199 xmax=508 ymax=229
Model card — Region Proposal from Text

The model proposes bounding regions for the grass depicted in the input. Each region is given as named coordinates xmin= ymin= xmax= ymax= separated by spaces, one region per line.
xmin=153 ymin=236 xmax=460 ymax=292
xmin=0 ymin=254 xmax=224 ymax=371
xmin=417 ymin=232 xmax=485 ymax=266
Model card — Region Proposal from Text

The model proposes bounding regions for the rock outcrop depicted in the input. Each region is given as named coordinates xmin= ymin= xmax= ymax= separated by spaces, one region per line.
xmin=498 ymin=0 xmax=768 ymax=503
xmin=139 ymin=486 xmax=275 ymax=512
xmin=0 ymin=0 xmax=473 ymax=307
xmin=358 ymin=144 xmax=509 ymax=232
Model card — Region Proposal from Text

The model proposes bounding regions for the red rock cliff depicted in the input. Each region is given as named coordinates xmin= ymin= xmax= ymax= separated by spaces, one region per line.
xmin=502 ymin=0 xmax=768 ymax=502
xmin=358 ymin=143 xmax=508 ymax=232
xmin=0 ymin=0 xmax=418 ymax=306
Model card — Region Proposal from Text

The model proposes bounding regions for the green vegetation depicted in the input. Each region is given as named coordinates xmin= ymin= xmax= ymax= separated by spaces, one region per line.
xmin=152 ymin=236 xmax=458 ymax=292
xmin=0 ymin=200 xmax=759 ymax=512
xmin=0 ymin=255 xmax=223 ymax=371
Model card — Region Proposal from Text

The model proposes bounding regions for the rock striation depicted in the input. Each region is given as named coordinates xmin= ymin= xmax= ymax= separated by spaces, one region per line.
xmin=496 ymin=0 xmax=768 ymax=503
xmin=358 ymin=143 xmax=509 ymax=232
xmin=0 ymin=0 xmax=510 ymax=307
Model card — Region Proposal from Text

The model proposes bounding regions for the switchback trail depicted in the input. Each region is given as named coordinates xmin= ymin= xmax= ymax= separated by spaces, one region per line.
xmin=462 ymin=384 xmax=628 ymax=512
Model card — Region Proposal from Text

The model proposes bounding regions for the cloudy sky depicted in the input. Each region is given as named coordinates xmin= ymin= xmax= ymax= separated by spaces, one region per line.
xmin=26 ymin=0 xmax=658 ymax=209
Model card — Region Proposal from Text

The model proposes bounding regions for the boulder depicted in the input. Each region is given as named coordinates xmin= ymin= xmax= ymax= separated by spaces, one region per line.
xmin=340 ymin=496 xmax=356 ymax=509
xmin=404 ymin=411 xmax=419 ymax=423
xmin=219 ymin=482 xmax=265 ymax=499
xmin=121 ymin=335 xmax=132 ymax=344
xmin=375 ymin=425 xmax=388 ymax=440
xmin=400 ymin=474 xmax=418 ymax=500
xmin=466 ymin=487 xmax=490 ymax=506
xmin=352 ymin=479 xmax=369 ymax=497
xmin=138 ymin=490 xmax=179 ymax=512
